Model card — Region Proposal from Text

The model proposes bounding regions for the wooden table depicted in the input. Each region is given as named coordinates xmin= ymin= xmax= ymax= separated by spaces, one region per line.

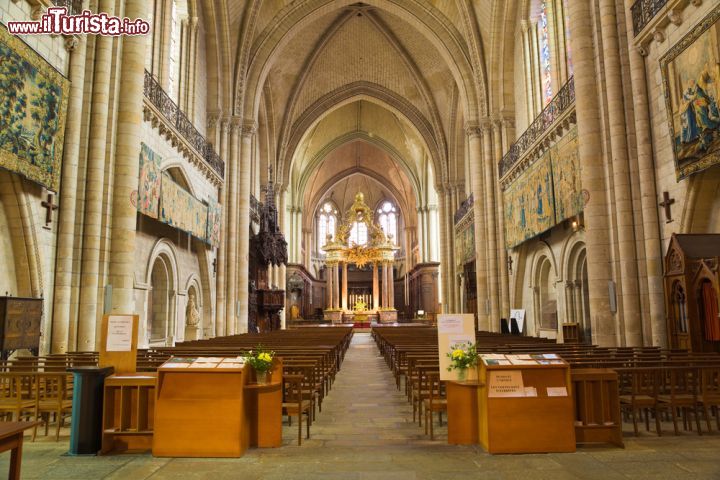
xmin=446 ymin=381 xmax=481 ymax=445
xmin=244 ymin=382 xmax=282 ymax=447
xmin=0 ymin=422 xmax=40 ymax=480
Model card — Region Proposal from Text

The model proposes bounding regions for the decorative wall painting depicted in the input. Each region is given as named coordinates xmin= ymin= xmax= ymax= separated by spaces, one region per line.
xmin=551 ymin=127 xmax=582 ymax=222
xmin=0 ymin=24 xmax=69 ymax=191
xmin=661 ymin=5 xmax=720 ymax=180
xmin=137 ymin=143 xmax=161 ymax=218
xmin=454 ymin=214 xmax=475 ymax=266
xmin=503 ymin=151 xmax=555 ymax=248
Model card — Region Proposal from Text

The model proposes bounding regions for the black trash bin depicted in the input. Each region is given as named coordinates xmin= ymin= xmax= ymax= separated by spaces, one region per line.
xmin=67 ymin=366 xmax=114 ymax=455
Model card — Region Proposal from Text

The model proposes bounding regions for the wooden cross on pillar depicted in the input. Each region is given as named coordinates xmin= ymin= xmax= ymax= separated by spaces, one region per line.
xmin=507 ymin=256 xmax=513 ymax=275
xmin=659 ymin=191 xmax=675 ymax=223
xmin=212 ymin=258 xmax=217 ymax=276
xmin=41 ymin=192 xmax=58 ymax=228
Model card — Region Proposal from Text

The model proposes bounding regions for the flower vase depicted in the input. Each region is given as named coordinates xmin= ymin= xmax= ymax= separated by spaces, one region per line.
xmin=256 ymin=370 xmax=269 ymax=385
xmin=456 ymin=368 xmax=467 ymax=382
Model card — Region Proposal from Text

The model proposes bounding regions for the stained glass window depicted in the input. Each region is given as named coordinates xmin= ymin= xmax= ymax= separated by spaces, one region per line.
xmin=563 ymin=0 xmax=573 ymax=77
xmin=377 ymin=201 xmax=397 ymax=244
xmin=349 ymin=221 xmax=368 ymax=246
xmin=539 ymin=1 xmax=553 ymax=104
xmin=317 ymin=202 xmax=337 ymax=252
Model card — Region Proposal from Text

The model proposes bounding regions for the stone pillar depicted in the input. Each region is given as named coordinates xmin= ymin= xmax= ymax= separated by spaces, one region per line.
xmin=77 ymin=0 xmax=114 ymax=351
xmin=467 ymin=125 xmax=488 ymax=330
xmin=574 ymin=280 xmax=584 ymax=328
xmin=622 ymin=0 xmax=666 ymax=347
xmin=372 ymin=262 xmax=379 ymax=311
xmin=237 ymin=121 xmax=256 ymax=334
xmin=496 ymin=119 xmax=511 ymax=319
xmin=225 ymin=119 xmax=240 ymax=336
xmin=326 ymin=264 xmax=333 ymax=310
xmin=51 ymin=16 xmax=88 ymax=353
xmin=333 ymin=263 xmax=340 ymax=309
xmin=568 ymin=0 xmax=615 ymax=346
xmin=388 ymin=263 xmax=395 ymax=309
xmin=482 ymin=120 xmax=500 ymax=329
xmin=215 ymin=118 xmax=229 ymax=337
xmin=278 ymin=263 xmax=287 ymax=328
xmin=459 ymin=273 xmax=465 ymax=314
xmin=599 ymin=0 xmax=642 ymax=346
xmin=341 ymin=262 xmax=348 ymax=311
xmin=437 ymin=188 xmax=449 ymax=312
xmin=565 ymin=281 xmax=576 ymax=324
xmin=381 ymin=263 xmax=388 ymax=308
xmin=108 ymin=0 xmax=148 ymax=315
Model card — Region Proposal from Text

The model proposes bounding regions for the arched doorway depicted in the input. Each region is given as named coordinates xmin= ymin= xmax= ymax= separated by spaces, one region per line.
xmin=148 ymin=255 xmax=174 ymax=345
xmin=533 ymin=255 xmax=557 ymax=337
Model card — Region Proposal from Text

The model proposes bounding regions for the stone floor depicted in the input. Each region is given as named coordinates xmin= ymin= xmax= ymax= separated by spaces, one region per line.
xmin=4 ymin=333 xmax=720 ymax=479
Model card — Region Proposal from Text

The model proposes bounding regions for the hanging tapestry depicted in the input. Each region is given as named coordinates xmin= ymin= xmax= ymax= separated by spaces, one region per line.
xmin=206 ymin=197 xmax=222 ymax=247
xmin=160 ymin=173 xmax=208 ymax=240
xmin=137 ymin=143 xmax=161 ymax=218
xmin=503 ymin=150 xmax=555 ymax=248
xmin=454 ymin=213 xmax=475 ymax=266
xmin=0 ymin=24 xmax=69 ymax=192
xmin=551 ymin=127 xmax=583 ymax=222
xmin=660 ymin=4 xmax=720 ymax=180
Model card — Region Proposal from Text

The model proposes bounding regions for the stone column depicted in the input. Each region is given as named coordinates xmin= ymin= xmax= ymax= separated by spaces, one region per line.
xmin=77 ymin=0 xmax=114 ymax=351
xmin=599 ymin=0 xmax=642 ymax=346
xmin=237 ymin=121 xmax=256 ymax=334
xmin=372 ymin=262 xmax=379 ymax=311
xmin=622 ymin=0 xmax=666 ymax=347
xmin=278 ymin=263 xmax=287 ymax=328
xmin=381 ymin=263 xmax=388 ymax=308
xmin=333 ymin=263 xmax=340 ymax=309
xmin=482 ymin=120 xmax=500 ymax=329
xmin=326 ymin=264 xmax=333 ymax=310
xmin=467 ymin=125 xmax=489 ymax=330
xmin=565 ymin=281 xmax=576 ymax=324
xmin=574 ymin=280 xmax=584 ymax=327
xmin=437 ymin=188 xmax=449 ymax=312
xmin=388 ymin=263 xmax=395 ymax=309
xmin=568 ymin=0 xmax=615 ymax=346
xmin=459 ymin=273 xmax=465 ymax=314
xmin=341 ymin=262 xmax=348 ymax=311
xmin=51 ymin=17 xmax=88 ymax=353
xmin=108 ymin=0 xmax=148 ymax=315
xmin=496 ymin=119 xmax=511 ymax=318
xmin=215 ymin=118 xmax=229 ymax=337
xmin=225 ymin=118 xmax=240 ymax=335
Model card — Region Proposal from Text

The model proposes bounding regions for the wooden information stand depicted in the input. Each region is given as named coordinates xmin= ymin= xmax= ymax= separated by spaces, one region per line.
xmin=99 ymin=314 xmax=139 ymax=374
xmin=437 ymin=314 xmax=477 ymax=382
xmin=244 ymin=360 xmax=283 ymax=448
xmin=477 ymin=354 xmax=575 ymax=454
xmin=153 ymin=357 xmax=250 ymax=457
xmin=101 ymin=373 xmax=157 ymax=454
xmin=446 ymin=380 xmax=481 ymax=445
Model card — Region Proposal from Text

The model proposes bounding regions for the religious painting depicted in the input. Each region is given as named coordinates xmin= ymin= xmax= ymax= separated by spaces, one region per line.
xmin=454 ymin=214 xmax=475 ymax=266
xmin=551 ymin=127 xmax=583 ymax=222
xmin=206 ymin=198 xmax=222 ymax=247
xmin=503 ymin=151 xmax=555 ymax=248
xmin=0 ymin=24 xmax=70 ymax=192
xmin=137 ymin=143 xmax=161 ymax=218
xmin=661 ymin=5 xmax=720 ymax=180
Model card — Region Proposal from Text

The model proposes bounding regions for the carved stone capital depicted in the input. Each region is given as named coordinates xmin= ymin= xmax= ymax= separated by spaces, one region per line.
xmin=241 ymin=120 xmax=258 ymax=136
xmin=479 ymin=117 xmax=494 ymax=133
xmin=465 ymin=123 xmax=482 ymax=139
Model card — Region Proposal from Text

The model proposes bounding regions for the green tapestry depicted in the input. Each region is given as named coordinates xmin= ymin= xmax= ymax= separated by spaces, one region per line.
xmin=138 ymin=143 xmax=161 ymax=218
xmin=0 ymin=24 xmax=69 ymax=192
xmin=551 ymin=127 xmax=583 ymax=222
xmin=661 ymin=5 xmax=720 ymax=180
xmin=503 ymin=151 xmax=555 ymax=248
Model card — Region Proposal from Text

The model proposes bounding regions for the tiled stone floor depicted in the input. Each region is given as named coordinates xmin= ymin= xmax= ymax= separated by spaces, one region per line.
xmin=4 ymin=333 xmax=720 ymax=479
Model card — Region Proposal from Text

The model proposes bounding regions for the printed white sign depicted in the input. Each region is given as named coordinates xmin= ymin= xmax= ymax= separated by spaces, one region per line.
xmin=510 ymin=309 xmax=526 ymax=333
xmin=106 ymin=315 xmax=133 ymax=352
xmin=438 ymin=316 xmax=464 ymax=334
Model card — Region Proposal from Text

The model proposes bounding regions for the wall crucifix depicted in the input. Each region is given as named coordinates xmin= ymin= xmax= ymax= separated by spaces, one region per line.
xmin=41 ymin=192 xmax=58 ymax=228
xmin=659 ymin=191 xmax=675 ymax=223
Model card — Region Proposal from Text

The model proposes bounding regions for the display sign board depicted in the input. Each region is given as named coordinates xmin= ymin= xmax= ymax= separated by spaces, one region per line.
xmin=99 ymin=314 xmax=138 ymax=374
xmin=106 ymin=315 xmax=133 ymax=351
xmin=437 ymin=314 xmax=476 ymax=381
xmin=488 ymin=370 xmax=525 ymax=397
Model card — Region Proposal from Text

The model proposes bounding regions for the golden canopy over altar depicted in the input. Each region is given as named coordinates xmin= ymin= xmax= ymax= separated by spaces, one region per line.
xmin=322 ymin=193 xmax=399 ymax=323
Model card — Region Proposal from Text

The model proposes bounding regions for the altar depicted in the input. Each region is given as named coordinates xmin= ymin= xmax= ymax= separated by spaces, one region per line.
xmin=322 ymin=193 xmax=399 ymax=324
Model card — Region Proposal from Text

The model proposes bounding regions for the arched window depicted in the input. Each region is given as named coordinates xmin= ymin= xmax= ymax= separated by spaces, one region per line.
xmin=377 ymin=201 xmax=398 ymax=244
xmin=317 ymin=202 xmax=337 ymax=252
xmin=538 ymin=1 xmax=553 ymax=105
xmin=349 ymin=221 xmax=368 ymax=246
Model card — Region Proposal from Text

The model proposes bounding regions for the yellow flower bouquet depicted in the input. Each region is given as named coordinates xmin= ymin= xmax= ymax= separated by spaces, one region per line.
xmin=446 ymin=342 xmax=478 ymax=371
xmin=244 ymin=346 xmax=275 ymax=373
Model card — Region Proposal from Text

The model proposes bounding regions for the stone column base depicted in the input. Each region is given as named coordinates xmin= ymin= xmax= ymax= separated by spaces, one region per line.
xmin=184 ymin=326 xmax=201 ymax=341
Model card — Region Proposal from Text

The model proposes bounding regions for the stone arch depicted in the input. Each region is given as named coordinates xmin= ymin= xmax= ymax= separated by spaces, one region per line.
xmin=239 ymin=0 xmax=484 ymax=132
xmin=563 ymin=238 xmax=591 ymax=342
xmin=529 ymin=242 xmax=559 ymax=336
xmin=144 ymin=239 xmax=180 ymax=346
xmin=281 ymin=84 xmax=440 ymax=188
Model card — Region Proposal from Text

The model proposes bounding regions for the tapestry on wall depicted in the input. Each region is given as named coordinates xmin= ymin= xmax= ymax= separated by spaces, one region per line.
xmin=0 ymin=24 xmax=70 ymax=192
xmin=661 ymin=5 xmax=720 ymax=180
xmin=160 ymin=173 xmax=208 ymax=241
xmin=551 ymin=127 xmax=583 ymax=222
xmin=137 ymin=143 xmax=161 ymax=218
xmin=206 ymin=197 xmax=222 ymax=248
xmin=503 ymin=150 xmax=555 ymax=248
xmin=454 ymin=214 xmax=475 ymax=267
